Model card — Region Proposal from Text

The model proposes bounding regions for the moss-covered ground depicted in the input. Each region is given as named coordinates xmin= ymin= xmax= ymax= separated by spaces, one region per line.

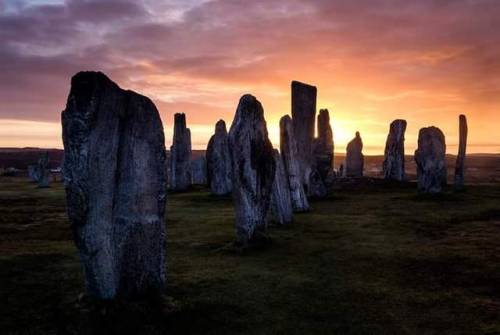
xmin=1 ymin=177 xmax=500 ymax=334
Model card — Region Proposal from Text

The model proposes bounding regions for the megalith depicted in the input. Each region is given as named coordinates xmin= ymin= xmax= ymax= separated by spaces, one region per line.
xmin=270 ymin=149 xmax=293 ymax=225
xmin=206 ymin=120 xmax=232 ymax=195
xmin=291 ymin=81 xmax=317 ymax=185
xmin=61 ymin=71 xmax=167 ymax=299
xmin=37 ymin=151 xmax=50 ymax=188
xmin=228 ymin=95 xmax=276 ymax=245
xmin=382 ymin=119 xmax=407 ymax=181
xmin=345 ymin=132 xmax=364 ymax=177
xmin=280 ymin=115 xmax=310 ymax=212
xmin=190 ymin=156 xmax=207 ymax=185
xmin=313 ymin=109 xmax=334 ymax=182
xmin=170 ymin=113 xmax=191 ymax=191
xmin=414 ymin=126 xmax=447 ymax=193
xmin=454 ymin=115 xmax=468 ymax=191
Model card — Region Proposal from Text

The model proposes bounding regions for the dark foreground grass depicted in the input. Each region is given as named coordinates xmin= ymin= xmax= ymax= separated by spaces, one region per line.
xmin=1 ymin=177 xmax=500 ymax=334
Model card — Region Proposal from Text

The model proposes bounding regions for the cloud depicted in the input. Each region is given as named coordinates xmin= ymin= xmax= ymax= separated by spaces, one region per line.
xmin=0 ymin=0 xmax=499 ymax=152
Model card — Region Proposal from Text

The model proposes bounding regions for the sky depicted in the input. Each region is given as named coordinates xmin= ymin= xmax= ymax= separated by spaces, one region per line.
xmin=0 ymin=0 xmax=499 ymax=154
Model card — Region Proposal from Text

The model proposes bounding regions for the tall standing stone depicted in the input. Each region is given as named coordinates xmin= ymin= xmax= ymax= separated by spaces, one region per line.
xmin=37 ymin=151 xmax=50 ymax=188
xmin=280 ymin=115 xmax=310 ymax=212
xmin=270 ymin=150 xmax=293 ymax=225
xmin=190 ymin=156 xmax=207 ymax=185
xmin=414 ymin=126 xmax=447 ymax=194
xmin=170 ymin=113 xmax=191 ymax=191
xmin=454 ymin=115 xmax=468 ymax=190
xmin=61 ymin=71 xmax=167 ymax=299
xmin=28 ymin=165 xmax=40 ymax=182
xmin=206 ymin=120 xmax=232 ymax=195
xmin=228 ymin=95 xmax=276 ymax=245
xmin=313 ymin=109 xmax=334 ymax=182
xmin=383 ymin=119 xmax=407 ymax=181
xmin=291 ymin=81 xmax=317 ymax=186
xmin=345 ymin=132 xmax=364 ymax=177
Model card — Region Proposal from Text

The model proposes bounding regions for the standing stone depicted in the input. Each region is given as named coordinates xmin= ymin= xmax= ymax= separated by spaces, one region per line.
xmin=382 ymin=119 xmax=407 ymax=181
xmin=308 ymin=169 xmax=328 ymax=199
xmin=228 ymin=95 xmax=276 ymax=245
xmin=37 ymin=151 xmax=50 ymax=188
xmin=291 ymin=81 xmax=317 ymax=186
xmin=61 ymin=71 xmax=167 ymax=299
xmin=28 ymin=164 xmax=40 ymax=182
xmin=313 ymin=109 xmax=334 ymax=182
xmin=170 ymin=113 xmax=191 ymax=191
xmin=414 ymin=127 xmax=447 ymax=194
xmin=206 ymin=120 xmax=232 ymax=195
xmin=454 ymin=115 xmax=468 ymax=190
xmin=280 ymin=115 xmax=310 ymax=212
xmin=345 ymin=132 xmax=364 ymax=177
xmin=190 ymin=156 xmax=207 ymax=185
xmin=270 ymin=150 xmax=293 ymax=225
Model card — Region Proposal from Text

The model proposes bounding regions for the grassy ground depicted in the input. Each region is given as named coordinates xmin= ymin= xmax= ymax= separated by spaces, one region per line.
xmin=1 ymin=177 xmax=500 ymax=334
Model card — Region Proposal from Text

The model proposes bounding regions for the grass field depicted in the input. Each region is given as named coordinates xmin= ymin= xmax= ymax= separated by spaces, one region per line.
xmin=1 ymin=177 xmax=500 ymax=334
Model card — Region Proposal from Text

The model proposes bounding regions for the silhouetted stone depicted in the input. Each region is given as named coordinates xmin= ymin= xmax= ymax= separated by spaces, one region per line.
xmin=280 ymin=115 xmax=310 ymax=212
xmin=28 ymin=164 xmax=40 ymax=182
xmin=206 ymin=120 xmax=232 ymax=195
xmin=308 ymin=169 xmax=327 ymax=198
xmin=454 ymin=114 xmax=468 ymax=190
xmin=190 ymin=156 xmax=207 ymax=185
xmin=345 ymin=132 xmax=364 ymax=177
xmin=414 ymin=126 xmax=447 ymax=194
xmin=383 ymin=119 xmax=407 ymax=181
xmin=61 ymin=71 xmax=167 ymax=299
xmin=37 ymin=151 xmax=50 ymax=188
xmin=228 ymin=95 xmax=276 ymax=245
xmin=170 ymin=113 xmax=191 ymax=191
xmin=291 ymin=81 xmax=317 ymax=185
xmin=270 ymin=149 xmax=293 ymax=225
xmin=313 ymin=109 xmax=334 ymax=182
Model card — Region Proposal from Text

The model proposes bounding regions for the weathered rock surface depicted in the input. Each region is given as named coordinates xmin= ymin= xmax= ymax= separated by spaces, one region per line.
xmin=382 ymin=119 xmax=407 ymax=181
xmin=190 ymin=156 xmax=207 ymax=185
xmin=28 ymin=164 xmax=40 ymax=182
xmin=37 ymin=151 xmax=50 ymax=188
xmin=291 ymin=81 xmax=317 ymax=185
xmin=307 ymin=169 xmax=327 ymax=199
xmin=206 ymin=120 xmax=232 ymax=195
xmin=414 ymin=126 xmax=447 ymax=193
xmin=228 ymin=95 xmax=276 ymax=245
xmin=61 ymin=71 xmax=167 ymax=299
xmin=170 ymin=113 xmax=191 ymax=191
xmin=313 ymin=109 xmax=334 ymax=182
xmin=454 ymin=115 xmax=468 ymax=190
xmin=345 ymin=132 xmax=364 ymax=177
xmin=280 ymin=115 xmax=310 ymax=212
xmin=270 ymin=149 xmax=293 ymax=225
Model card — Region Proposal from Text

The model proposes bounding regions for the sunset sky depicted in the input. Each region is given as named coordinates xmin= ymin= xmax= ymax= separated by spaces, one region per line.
xmin=0 ymin=0 xmax=499 ymax=154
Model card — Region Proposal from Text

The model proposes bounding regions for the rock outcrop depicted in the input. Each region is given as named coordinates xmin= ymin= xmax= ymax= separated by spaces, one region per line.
xmin=37 ymin=151 xmax=50 ymax=188
xmin=291 ymin=81 xmax=317 ymax=185
xmin=190 ymin=156 xmax=207 ymax=185
xmin=313 ymin=109 xmax=334 ymax=182
xmin=382 ymin=119 xmax=407 ymax=181
xmin=228 ymin=95 xmax=276 ymax=245
xmin=345 ymin=132 xmax=364 ymax=177
xmin=280 ymin=115 xmax=310 ymax=212
xmin=270 ymin=150 xmax=293 ymax=225
xmin=169 ymin=113 xmax=191 ymax=191
xmin=414 ymin=126 xmax=447 ymax=193
xmin=61 ymin=71 xmax=167 ymax=299
xmin=454 ymin=115 xmax=468 ymax=190
xmin=206 ymin=120 xmax=232 ymax=195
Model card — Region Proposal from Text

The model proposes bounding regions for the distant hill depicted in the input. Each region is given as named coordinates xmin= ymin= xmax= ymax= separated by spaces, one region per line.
xmin=2 ymin=148 xmax=499 ymax=184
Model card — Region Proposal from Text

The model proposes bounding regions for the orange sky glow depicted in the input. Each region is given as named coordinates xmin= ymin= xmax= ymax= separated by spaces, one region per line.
xmin=1 ymin=0 xmax=499 ymax=155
